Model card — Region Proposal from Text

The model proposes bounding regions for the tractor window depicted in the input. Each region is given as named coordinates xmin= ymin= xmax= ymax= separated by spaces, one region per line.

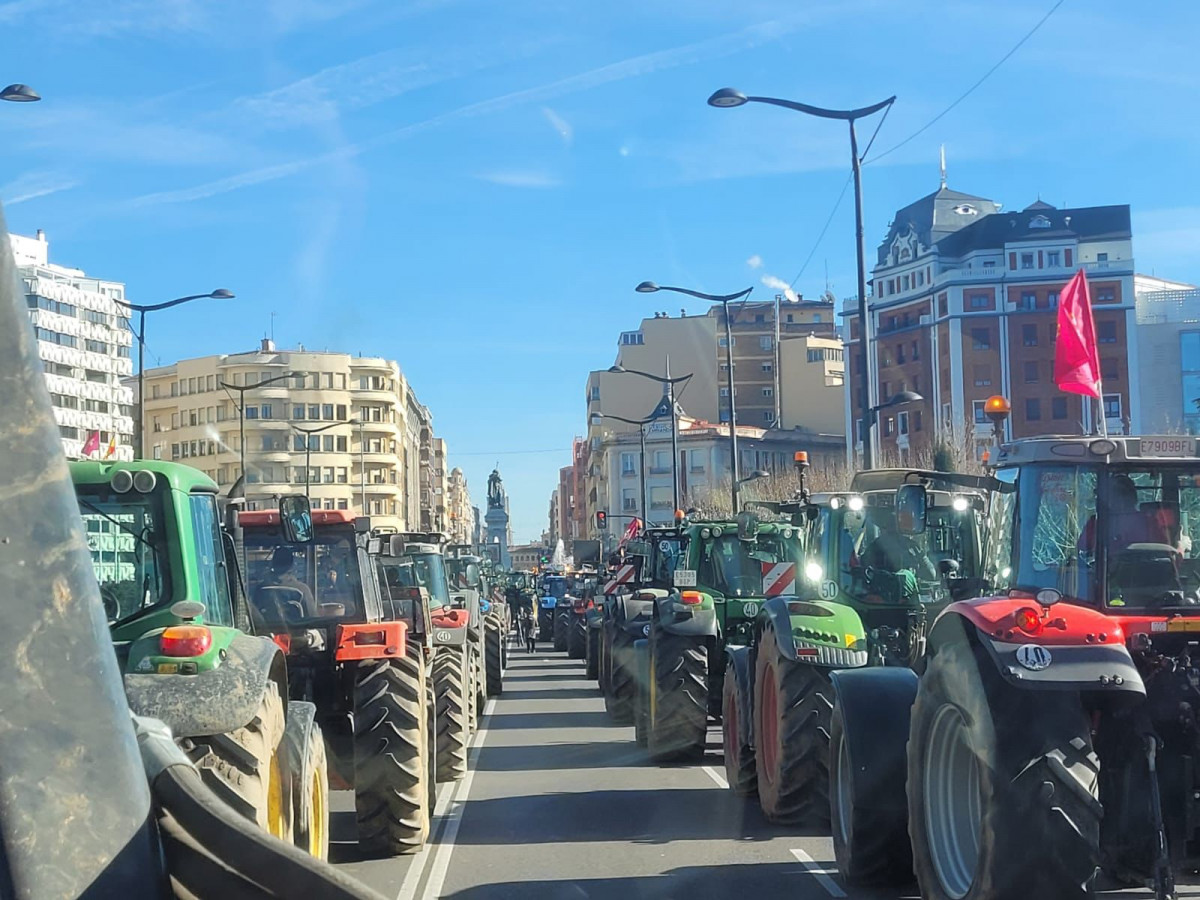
xmin=244 ymin=525 xmax=364 ymax=624
xmin=651 ymin=538 xmax=686 ymax=585
xmin=1008 ymin=465 xmax=1097 ymax=603
xmin=697 ymin=534 xmax=792 ymax=598
xmin=408 ymin=553 xmax=451 ymax=608
xmin=76 ymin=489 xmax=170 ymax=625
xmin=188 ymin=493 xmax=232 ymax=627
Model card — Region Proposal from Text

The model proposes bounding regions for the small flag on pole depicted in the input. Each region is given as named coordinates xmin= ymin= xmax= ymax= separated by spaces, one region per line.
xmin=103 ymin=433 xmax=118 ymax=459
xmin=1053 ymin=269 xmax=1102 ymax=399
xmin=81 ymin=431 xmax=100 ymax=457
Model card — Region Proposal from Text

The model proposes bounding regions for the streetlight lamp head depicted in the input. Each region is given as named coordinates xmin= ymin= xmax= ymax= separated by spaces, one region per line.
xmin=607 ymin=365 xmax=626 ymax=374
xmin=634 ymin=281 xmax=660 ymax=294
xmin=707 ymin=87 xmax=748 ymax=109
xmin=751 ymin=469 xmax=770 ymax=479
xmin=1 ymin=84 xmax=40 ymax=102
xmin=889 ymin=390 xmax=925 ymax=407
xmin=209 ymin=289 xmax=235 ymax=299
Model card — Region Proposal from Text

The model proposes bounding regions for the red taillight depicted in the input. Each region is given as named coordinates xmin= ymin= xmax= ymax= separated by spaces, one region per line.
xmin=1014 ymin=607 xmax=1042 ymax=635
xmin=680 ymin=590 xmax=702 ymax=605
xmin=160 ymin=625 xmax=213 ymax=658
xmin=271 ymin=633 xmax=291 ymax=654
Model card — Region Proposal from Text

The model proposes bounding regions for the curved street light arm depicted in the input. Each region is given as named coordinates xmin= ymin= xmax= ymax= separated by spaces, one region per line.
xmin=614 ymin=367 xmax=694 ymax=386
xmin=596 ymin=413 xmax=656 ymax=427
xmin=114 ymin=293 xmax=219 ymax=314
xmin=744 ymin=95 xmax=895 ymax=122
xmin=652 ymin=284 xmax=754 ymax=304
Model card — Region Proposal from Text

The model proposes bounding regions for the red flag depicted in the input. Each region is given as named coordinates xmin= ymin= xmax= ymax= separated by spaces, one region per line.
xmin=81 ymin=431 xmax=100 ymax=457
xmin=617 ymin=517 xmax=641 ymax=548
xmin=1053 ymin=269 xmax=1101 ymax=399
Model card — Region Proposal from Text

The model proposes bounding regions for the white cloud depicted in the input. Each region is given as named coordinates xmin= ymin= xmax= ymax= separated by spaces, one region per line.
xmin=474 ymin=170 xmax=561 ymax=189
xmin=541 ymin=107 xmax=573 ymax=145
xmin=0 ymin=170 xmax=80 ymax=205
xmin=761 ymin=274 xmax=798 ymax=303
xmin=746 ymin=254 xmax=763 ymax=269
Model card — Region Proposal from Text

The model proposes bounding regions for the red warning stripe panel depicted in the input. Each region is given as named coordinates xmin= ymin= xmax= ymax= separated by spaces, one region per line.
xmin=761 ymin=562 xmax=797 ymax=597
xmin=604 ymin=564 xmax=637 ymax=594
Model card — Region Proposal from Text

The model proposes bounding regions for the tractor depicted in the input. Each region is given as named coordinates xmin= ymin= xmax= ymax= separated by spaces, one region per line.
xmin=832 ymin=435 xmax=1200 ymax=900
xmin=239 ymin=509 xmax=435 ymax=855
xmin=597 ymin=535 xmax=662 ymax=722
xmin=633 ymin=515 xmax=805 ymax=762
xmin=537 ymin=573 xmax=565 ymax=646
xmin=566 ymin=572 xmax=598 ymax=661
xmin=446 ymin=545 xmax=506 ymax=697
xmin=723 ymin=463 xmax=987 ymax=823
xmin=73 ymin=461 xmax=329 ymax=857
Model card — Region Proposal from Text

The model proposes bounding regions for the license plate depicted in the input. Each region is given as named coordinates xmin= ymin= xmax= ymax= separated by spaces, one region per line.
xmin=1140 ymin=437 xmax=1196 ymax=457
xmin=1167 ymin=619 xmax=1200 ymax=632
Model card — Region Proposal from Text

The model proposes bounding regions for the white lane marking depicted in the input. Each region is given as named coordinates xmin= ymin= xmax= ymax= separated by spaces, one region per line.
xmin=417 ymin=698 xmax=496 ymax=899
xmin=395 ymin=699 xmax=495 ymax=900
xmin=790 ymin=849 xmax=847 ymax=898
xmin=702 ymin=765 xmax=729 ymax=789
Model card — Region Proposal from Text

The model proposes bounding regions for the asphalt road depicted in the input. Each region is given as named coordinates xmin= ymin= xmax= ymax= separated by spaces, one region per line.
xmin=331 ymin=643 xmax=1199 ymax=900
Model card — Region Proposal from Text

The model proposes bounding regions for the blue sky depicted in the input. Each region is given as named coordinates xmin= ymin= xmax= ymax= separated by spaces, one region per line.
xmin=2 ymin=0 xmax=1197 ymax=542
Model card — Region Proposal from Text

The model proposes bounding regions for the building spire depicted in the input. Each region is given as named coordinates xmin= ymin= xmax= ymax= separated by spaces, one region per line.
xmin=939 ymin=143 xmax=947 ymax=189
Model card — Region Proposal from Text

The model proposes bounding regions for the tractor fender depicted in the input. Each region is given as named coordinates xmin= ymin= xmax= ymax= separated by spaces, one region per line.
xmin=653 ymin=593 xmax=717 ymax=637
xmin=929 ymin=603 xmax=1145 ymax=695
xmin=759 ymin=596 xmax=870 ymax=668
xmin=829 ymin=666 xmax=917 ymax=813
xmin=724 ymin=645 xmax=755 ymax=748
xmin=124 ymin=634 xmax=287 ymax=740
xmin=431 ymin=609 xmax=470 ymax=647
xmin=619 ymin=593 xmax=654 ymax=624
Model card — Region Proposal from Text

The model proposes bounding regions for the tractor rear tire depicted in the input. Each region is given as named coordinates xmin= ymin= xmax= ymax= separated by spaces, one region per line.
xmin=634 ymin=640 xmax=649 ymax=748
xmin=186 ymin=680 xmax=289 ymax=841
xmin=485 ymin=617 xmax=504 ymax=697
xmin=830 ymin=703 xmax=910 ymax=885
xmin=599 ymin=625 xmax=613 ymax=694
xmin=648 ymin=626 xmax=708 ymax=762
xmin=721 ymin=657 xmax=756 ymax=796
xmin=754 ymin=624 xmax=833 ymax=825
xmin=907 ymin=638 xmax=1100 ymax=900
xmin=283 ymin=701 xmax=330 ymax=860
xmin=568 ymin=618 xmax=587 ymax=660
xmin=474 ymin=645 xmax=487 ymax=724
xmin=353 ymin=654 xmax=431 ymax=855
xmin=605 ymin=628 xmax=635 ymax=724
xmin=554 ymin=611 xmax=570 ymax=652
xmin=433 ymin=645 xmax=470 ymax=781
xmin=586 ymin=627 xmax=600 ymax=680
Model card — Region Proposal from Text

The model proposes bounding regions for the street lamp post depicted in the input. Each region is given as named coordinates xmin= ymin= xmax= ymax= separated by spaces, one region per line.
xmin=636 ymin=281 xmax=752 ymax=513
xmin=708 ymin=88 xmax=895 ymax=469
xmin=218 ymin=371 xmax=298 ymax=501
xmin=591 ymin=411 xmax=655 ymax=525
xmin=607 ymin=361 xmax=693 ymax=515
xmin=290 ymin=419 xmax=359 ymax=503
xmin=117 ymin=289 xmax=234 ymax=459
xmin=867 ymin=390 xmax=924 ymax=463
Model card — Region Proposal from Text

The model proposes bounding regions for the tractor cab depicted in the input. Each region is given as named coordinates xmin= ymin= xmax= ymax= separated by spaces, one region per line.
xmin=373 ymin=531 xmax=454 ymax=652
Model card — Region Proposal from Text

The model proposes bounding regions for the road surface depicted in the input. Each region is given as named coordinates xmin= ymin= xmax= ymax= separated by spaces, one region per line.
xmin=331 ymin=645 xmax=1194 ymax=900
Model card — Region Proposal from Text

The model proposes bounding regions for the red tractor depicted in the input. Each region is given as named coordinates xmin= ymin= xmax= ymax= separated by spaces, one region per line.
xmin=239 ymin=509 xmax=435 ymax=855
xmin=831 ymin=436 xmax=1200 ymax=900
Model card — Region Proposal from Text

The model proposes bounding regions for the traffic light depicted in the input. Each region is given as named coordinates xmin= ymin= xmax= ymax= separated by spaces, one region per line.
xmin=595 ymin=510 xmax=607 ymax=530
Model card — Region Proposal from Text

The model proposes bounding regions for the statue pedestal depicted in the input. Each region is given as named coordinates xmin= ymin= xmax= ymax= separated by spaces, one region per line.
xmin=485 ymin=506 xmax=510 ymax=569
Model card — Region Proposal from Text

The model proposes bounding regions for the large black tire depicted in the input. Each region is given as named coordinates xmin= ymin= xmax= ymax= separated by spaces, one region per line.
xmin=353 ymin=654 xmax=431 ymax=855
xmin=473 ymin=645 xmax=487 ymax=724
xmin=907 ymin=638 xmax=1100 ymax=900
xmin=721 ymin=657 xmax=756 ymax=796
xmin=432 ymin=645 xmax=470 ymax=781
xmin=753 ymin=624 xmax=832 ymax=825
xmin=567 ymin=617 xmax=587 ymax=660
xmin=605 ymin=627 xmax=635 ymax=723
xmin=599 ymin=624 xmax=613 ymax=694
xmin=553 ymin=610 xmax=570 ymax=652
xmin=830 ymin=702 xmax=910 ymax=885
xmin=283 ymin=701 xmax=330 ymax=860
xmin=186 ymin=680 xmax=289 ymax=841
xmin=634 ymin=640 xmax=649 ymax=748
xmin=485 ymin=618 xmax=504 ymax=697
xmin=586 ymin=627 xmax=600 ymax=680
xmin=648 ymin=626 xmax=708 ymax=761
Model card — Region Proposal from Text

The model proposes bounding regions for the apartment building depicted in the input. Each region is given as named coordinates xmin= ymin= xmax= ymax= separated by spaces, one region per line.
xmin=844 ymin=185 xmax=1138 ymax=462
xmin=138 ymin=341 xmax=455 ymax=532
xmin=446 ymin=467 xmax=474 ymax=544
xmin=11 ymin=231 xmax=135 ymax=460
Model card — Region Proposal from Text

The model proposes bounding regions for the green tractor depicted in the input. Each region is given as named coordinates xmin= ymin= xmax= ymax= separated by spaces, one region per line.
xmin=723 ymin=464 xmax=987 ymax=824
xmin=633 ymin=515 xmax=806 ymax=762
xmin=73 ymin=460 xmax=329 ymax=856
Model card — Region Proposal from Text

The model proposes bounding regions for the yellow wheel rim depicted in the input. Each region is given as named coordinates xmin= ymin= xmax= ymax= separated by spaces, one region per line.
xmin=309 ymin=767 xmax=327 ymax=859
xmin=267 ymin=754 xmax=287 ymax=840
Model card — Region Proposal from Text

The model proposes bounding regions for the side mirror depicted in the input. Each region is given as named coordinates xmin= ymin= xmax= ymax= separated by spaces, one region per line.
xmin=466 ymin=563 xmax=481 ymax=585
xmin=895 ymin=483 xmax=928 ymax=535
xmin=737 ymin=510 xmax=759 ymax=541
xmin=279 ymin=495 xmax=313 ymax=544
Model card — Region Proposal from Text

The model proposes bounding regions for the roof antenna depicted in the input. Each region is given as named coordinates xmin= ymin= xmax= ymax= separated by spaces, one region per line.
xmin=939 ymin=143 xmax=947 ymax=189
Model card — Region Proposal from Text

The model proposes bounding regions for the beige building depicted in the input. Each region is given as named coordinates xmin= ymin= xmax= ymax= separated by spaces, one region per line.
xmin=445 ymin=466 xmax=474 ymax=544
xmin=779 ymin=334 xmax=846 ymax=436
xmin=137 ymin=340 xmax=460 ymax=532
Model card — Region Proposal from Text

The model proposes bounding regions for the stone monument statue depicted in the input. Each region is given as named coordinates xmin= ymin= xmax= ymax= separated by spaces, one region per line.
xmin=484 ymin=467 xmax=511 ymax=568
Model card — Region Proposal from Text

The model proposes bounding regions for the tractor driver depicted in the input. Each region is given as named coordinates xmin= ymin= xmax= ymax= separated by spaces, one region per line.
xmin=263 ymin=546 xmax=317 ymax=617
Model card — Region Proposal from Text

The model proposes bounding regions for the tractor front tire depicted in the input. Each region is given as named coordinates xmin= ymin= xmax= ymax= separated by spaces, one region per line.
xmin=433 ymin=645 xmax=470 ymax=781
xmin=648 ymin=627 xmax=708 ymax=762
xmin=283 ymin=701 xmax=330 ymax=860
xmin=754 ymin=624 xmax=832 ymax=825
xmin=586 ymin=627 xmax=600 ymax=680
xmin=186 ymin=680 xmax=289 ymax=842
xmin=353 ymin=654 xmax=431 ymax=855
xmin=907 ymin=639 xmax=1100 ymax=900
xmin=485 ymin=617 xmax=504 ymax=697
xmin=721 ymin=657 xmax=756 ymax=796
xmin=605 ymin=628 xmax=635 ymax=724
xmin=554 ymin=611 xmax=570 ymax=652
xmin=568 ymin=617 xmax=587 ymax=660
